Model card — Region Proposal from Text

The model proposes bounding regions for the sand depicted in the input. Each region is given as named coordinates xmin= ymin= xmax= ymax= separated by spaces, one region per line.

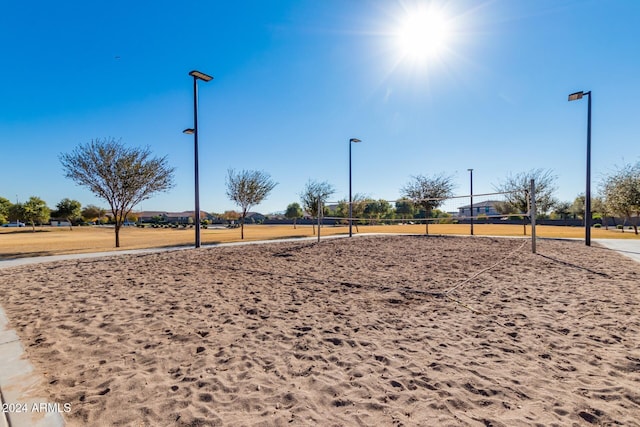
xmin=1 ymin=235 xmax=639 ymax=426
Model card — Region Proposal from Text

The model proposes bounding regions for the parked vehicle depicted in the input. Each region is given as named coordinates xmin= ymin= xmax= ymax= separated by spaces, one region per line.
xmin=2 ymin=221 xmax=25 ymax=227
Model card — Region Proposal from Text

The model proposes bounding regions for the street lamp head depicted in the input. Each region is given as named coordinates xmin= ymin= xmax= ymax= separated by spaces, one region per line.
xmin=189 ymin=70 xmax=213 ymax=82
xmin=350 ymin=138 xmax=361 ymax=143
xmin=183 ymin=128 xmax=195 ymax=134
xmin=568 ymin=91 xmax=584 ymax=101
xmin=467 ymin=168 xmax=473 ymax=172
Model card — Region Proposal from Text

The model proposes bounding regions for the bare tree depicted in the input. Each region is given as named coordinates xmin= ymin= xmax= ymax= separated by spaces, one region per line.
xmin=493 ymin=168 xmax=557 ymax=235
xmin=60 ymin=138 xmax=175 ymax=247
xmin=601 ymin=162 xmax=640 ymax=234
xmin=300 ymin=180 xmax=335 ymax=235
xmin=226 ymin=169 xmax=277 ymax=239
xmin=401 ymin=174 xmax=455 ymax=234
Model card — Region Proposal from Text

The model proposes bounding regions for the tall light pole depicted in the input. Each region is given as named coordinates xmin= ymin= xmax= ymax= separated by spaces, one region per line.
xmin=468 ymin=168 xmax=473 ymax=236
xmin=349 ymin=138 xmax=362 ymax=237
xmin=184 ymin=70 xmax=213 ymax=248
xmin=568 ymin=90 xmax=592 ymax=246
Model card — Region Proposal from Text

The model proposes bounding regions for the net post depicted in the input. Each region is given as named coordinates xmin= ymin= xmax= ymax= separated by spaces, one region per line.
xmin=530 ymin=179 xmax=536 ymax=254
xmin=317 ymin=198 xmax=322 ymax=243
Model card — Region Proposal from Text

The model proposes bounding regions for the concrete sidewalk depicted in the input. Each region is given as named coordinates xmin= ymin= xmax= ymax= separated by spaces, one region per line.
xmin=0 ymin=307 xmax=65 ymax=427
xmin=593 ymin=238 xmax=640 ymax=264
xmin=0 ymin=246 xmax=191 ymax=269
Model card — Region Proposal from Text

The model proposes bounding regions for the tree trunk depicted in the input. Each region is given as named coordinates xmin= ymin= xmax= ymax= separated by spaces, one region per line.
xmin=293 ymin=218 xmax=297 ymax=229
xmin=68 ymin=217 xmax=73 ymax=231
xmin=241 ymin=211 xmax=246 ymax=239
xmin=115 ymin=224 xmax=121 ymax=247
xmin=522 ymin=217 xmax=527 ymax=236
xmin=31 ymin=221 xmax=35 ymax=232
xmin=425 ymin=208 xmax=430 ymax=235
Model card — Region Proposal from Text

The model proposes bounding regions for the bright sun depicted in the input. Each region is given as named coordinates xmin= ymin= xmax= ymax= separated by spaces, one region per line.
xmin=396 ymin=7 xmax=451 ymax=63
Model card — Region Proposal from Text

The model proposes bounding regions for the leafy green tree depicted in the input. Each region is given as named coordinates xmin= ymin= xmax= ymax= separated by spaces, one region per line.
xmin=361 ymin=198 xmax=377 ymax=223
xmin=350 ymin=193 xmax=367 ymax=230
xmin=333 ymin=200 xmax=349 ymax=225
xmin=401 ymin=173 xmax=455 ymax=234
xmin=8 ymin=203 xmax=24 ymax=223
xmin=395 ymin=198 xmax=415 ymax=221
xmin=570 ymin=195 xmax=586 ymax=219
xmin=81 ymin=205 xmax=106 ymax=223
xmin=226 ymin=169 xmax=277 ymax=239
xmin=333 ymin=195 xmax=367 ymax=228
xmin=591 ymin=196 xmax=610 ymax=229
xmin=300 ymin=180 xmax=335 ymax=235
xmin=377 ymin=199 xmax=393 ymax=221
xmin=285 ymin=202 xmax=304 ymax=229
xmin=55 ymin=198 xmax=82 ymax=230
xmin=551 ymin=201 xmax=572 ymax=225
xmin=22 ymin=196 xmax=50 ymax=231
xmin=602 ymin=162 xmax=640 ymax=234
xmin=0 ymin=197 xmax=11 ymax=224
xmin=362 ymin=199 xmax=392 ymax=224
xmin=60 ymin=138 xmax=175 ymax=247
xmin=223 ymin=210 xmax=240 ymax=225
xmin=493 ymin=168 xmax=558 ymax=235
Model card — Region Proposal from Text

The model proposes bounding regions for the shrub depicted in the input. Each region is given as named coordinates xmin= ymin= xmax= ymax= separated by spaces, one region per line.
xmin=593 ymin=223 xmax=601 ymax=228
xmin=617 ymin=225 xmax=624 ymax=229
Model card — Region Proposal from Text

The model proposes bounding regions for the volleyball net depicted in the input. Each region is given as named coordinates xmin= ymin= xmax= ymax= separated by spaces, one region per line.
xmin=323 ymin=190 xmax=528 ymax=225
xmin=316 ymin=179 xmax=538 ymax=252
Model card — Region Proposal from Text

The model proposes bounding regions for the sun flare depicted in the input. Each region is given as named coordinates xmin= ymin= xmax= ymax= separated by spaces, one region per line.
xmin=396 ymin=6 xmax=452 ymax=63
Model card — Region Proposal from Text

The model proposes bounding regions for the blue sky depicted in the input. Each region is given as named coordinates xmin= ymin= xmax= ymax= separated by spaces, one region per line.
xmin=1 ymin=0 xmax=639 ymax=215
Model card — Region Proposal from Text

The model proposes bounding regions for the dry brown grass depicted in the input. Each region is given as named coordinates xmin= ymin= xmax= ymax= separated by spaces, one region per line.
xmin=0 ymin=223 xmax=637 ymax=259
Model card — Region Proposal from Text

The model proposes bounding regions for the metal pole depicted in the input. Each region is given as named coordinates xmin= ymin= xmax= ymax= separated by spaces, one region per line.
xmin=349 ymin=140 xmax=353 ymax=237
xmin=468 ymin=169 xmax=473 ymax=236
xmin=193 ymin=76 xmax=201 ymax=248
xmin=317 ymin=198 xmax=321 ymax=243
xmin=585 ymin=91 xmax=592 ymax=246
xmin=530 ymin=179 xmax=536 ymax=254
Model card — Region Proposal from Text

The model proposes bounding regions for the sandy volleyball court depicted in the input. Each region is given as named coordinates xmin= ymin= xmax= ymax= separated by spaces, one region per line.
xmin=1 ymin=236 xmax=639 ymax=426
